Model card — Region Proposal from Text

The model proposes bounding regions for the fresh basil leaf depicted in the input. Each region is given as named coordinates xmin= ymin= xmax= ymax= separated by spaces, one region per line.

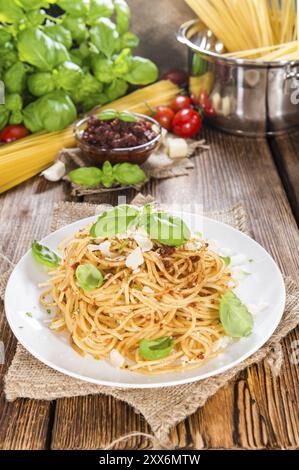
xmin=32 ymin=241 xmax=61 ymax=268
xmin=0 ymin=0 xmax=23 ymax=23
xmin=92 ymin=56 xmax=115 ymax=83
xmin=62 ymin=16 xmax=88 ymax=44
xmin=125 ymin=56 xmax=159 ymax=85
xmin=118 ymin=111 xmax=138 ymax=122
xmin=53 ymin=61 xmax=84 ymax=93
xmin=27 ymin=72 xmax=55 ymax=97
xmin=23 ymin=91 xmax=77 ymax=133
xmin=88 ymin=0 xmax=114 ymax=25
xmin=71 ymin=73 xmax=103 ymax=104
xmin=76 ymin=264 xmax=104 ymax=291
xmin=90 ymin=205 xmax=139 ymax=238
xmin=97 ymin=109 xmax=118 ymax=120
xmin=104 ymin=78 xmax=128 ymax=101
xmin=221 ymin=256 xmax=231 ymax=266
xmin=113 ymin=162 xmax=145 ymax=185
xmin=4 ymin=62 xmax=28 ymax=94
xmin=139 ymin=336 xmax=174 ymax=360
xmin=90 ymin=18 xmax=119 ymax=59
xmin=115 ymin=0 xmax=130 ymax=34
xmin=17 ymin=27 xmax=70 ymax=72
xmin=97 ymin=109 xmax=137 ymax=123
xmin=146 ymin=213 xmax=191 ymax=247
xmin=43 ymin=23 xmax=73 ymax=50
xmin=68 ymin=167 xmax=102 ymax=187
xmin=219 ymin=291 xmax=254 ymax=338
xmin=56 ymin=0 xmax=90 ymax=17
xmin=120 ymin=32 xmax=139 ymax=49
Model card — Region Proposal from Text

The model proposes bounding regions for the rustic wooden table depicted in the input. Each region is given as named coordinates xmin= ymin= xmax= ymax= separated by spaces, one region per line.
xmin=0 ymin=128 xmax=298 ymax=450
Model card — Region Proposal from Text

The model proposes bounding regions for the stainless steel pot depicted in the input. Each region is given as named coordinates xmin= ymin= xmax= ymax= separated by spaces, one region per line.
xmin=177 ymin=20 xmax=299 ymax=136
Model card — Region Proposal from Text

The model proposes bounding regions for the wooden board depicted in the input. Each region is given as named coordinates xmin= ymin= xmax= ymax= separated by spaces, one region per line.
xmin=0 ymin=128 xmax=298 ymax=449
xmin=269 ymin=132 xmax=299 ymax=224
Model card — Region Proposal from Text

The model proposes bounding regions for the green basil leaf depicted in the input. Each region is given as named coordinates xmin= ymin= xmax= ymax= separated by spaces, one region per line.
xmin=120 ymin=32 xmax=139 ymax=49
xmin=4 ymin=62 xmax=28 ymax=94
xmin=90 ymin=18 xmax=119 ymax=59
xmin=0 ymin=0 xmax=23 ymax=23
xmin=115 ymin=0 xmax=131 ymax=34
xmin=56 ymin=0 xmax=90 ymax=17
xmin=113 ymin=162 xmax=146 ymax=185
xmin=76 ymin=264 xmax=104 ymax=291
xmin=53 ymin=61 xmax=84 ymax=93
xmin=17 ymin=27 xmax=70 ymax=72
xmin=104 ymin=78 xmax=128 ymax=101
xmin=219 ymin=291 xmax=254 ymax=338
xmin=88 ymin=0 xmax=114 ymax=25
xmin=118 ymin=111 xmax=138 ymax=122
xmin=139 ymin=336 xmax=174 ymax=360
xmin=68 ymin=167 xmax=102 ymax=187
xmin=125 ymin=56 xmax=159 ymax=85
xmin=97 ymin=109 xmax=118 ymax=120
xmin=146 ymin=213 xmax=191 ymax=247
xmin=43 ymin=23 xmax=73 ymax=50
xmin=221 ymin=256 xmax=231 ymax=266
xmin=32 ymin=241 xmax=61 ymax=268
xmin=90 ymin=205 xmax=139 ymax=238
xmin=102 ymin=160 xmax=113 ymax=176
xmin=100 ymin=161 xmax=114 ymax=187
xmin=27 ymin=72 xmax=56 ymax=97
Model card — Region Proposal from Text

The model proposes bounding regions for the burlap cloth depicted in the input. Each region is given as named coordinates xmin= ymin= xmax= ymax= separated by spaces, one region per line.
xmin=1 ymin=195 xmax=299 ymax=450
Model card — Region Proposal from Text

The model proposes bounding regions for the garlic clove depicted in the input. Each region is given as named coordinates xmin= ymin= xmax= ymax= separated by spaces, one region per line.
xmin=41 ymin=161 xmax=66 ymax=182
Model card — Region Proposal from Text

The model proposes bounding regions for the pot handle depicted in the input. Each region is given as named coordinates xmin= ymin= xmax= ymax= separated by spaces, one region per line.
xmin=176 ymin=20 xmax=197 ymax=46
xmin=284 ymin=64 xmax=299 ymax=80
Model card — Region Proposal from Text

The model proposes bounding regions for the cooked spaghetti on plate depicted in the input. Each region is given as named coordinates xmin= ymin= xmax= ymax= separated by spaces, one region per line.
xmin=33 ymin=204 xmax=255 ymax=375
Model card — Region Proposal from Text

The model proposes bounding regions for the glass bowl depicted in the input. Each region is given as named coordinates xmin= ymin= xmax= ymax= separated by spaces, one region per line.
xmin=74 ymin=113 xmax=162 ymax=165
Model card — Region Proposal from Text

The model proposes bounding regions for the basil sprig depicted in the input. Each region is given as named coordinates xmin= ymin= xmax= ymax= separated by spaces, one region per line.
xmin=139 ymin=336 xmax=174 ymax=360
xmin=32 ymin=241 xmax=61 ymax=268
xmin=90 ymin=204 xmax=191 ymax=248
xmin=68 ymin=162 xmax=146 ymax=189
xmin=219 ymin=292 xmax=254 ymax=338
xmin=76 ymin=264 xmax=104 ymax=291
xmin=97 ymin=109 xmax=138 ymax=122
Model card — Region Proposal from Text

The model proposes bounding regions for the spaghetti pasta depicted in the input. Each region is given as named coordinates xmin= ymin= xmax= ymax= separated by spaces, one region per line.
xmin=185 ymin=0 xmax=299 ymax=61
xmin=39 ymin=223 xmax=236 ymax=375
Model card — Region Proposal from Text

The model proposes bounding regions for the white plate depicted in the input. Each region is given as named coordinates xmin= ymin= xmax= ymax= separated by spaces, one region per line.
xmin=5 ymin=213 xmax=285 ymax=388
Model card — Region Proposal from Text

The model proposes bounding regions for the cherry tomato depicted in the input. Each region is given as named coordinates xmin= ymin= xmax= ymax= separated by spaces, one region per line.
xmin=198 ymin=90 xmax=211 ymax=109
xmin=172 ymin=109 xmax=202 ymax=138
xmin=161 ymin=69 xmax=189 ymax=87
xmin=154 ymin=106 xmax=175 ymax=130
xmin=203 ymin=105 xmax=217 ymax=118
xmin=171 ymin=95 xmax=192 ymax=113
xmin=0 ymin=125 xmax=29 ymax=143
xmin=190 ymin=93 xmax=199 ymax=105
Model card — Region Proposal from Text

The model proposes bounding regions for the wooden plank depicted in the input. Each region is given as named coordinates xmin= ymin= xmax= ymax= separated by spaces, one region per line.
xmin=52 ymin=396 xmax=152 ymax=450
xmin=269 ymin=132 xmax=299 ymax=224
xmin=0 ymin=177 xmax=68 ymax=450
xmin=51 ymin=128 xmax=299 ymax=449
